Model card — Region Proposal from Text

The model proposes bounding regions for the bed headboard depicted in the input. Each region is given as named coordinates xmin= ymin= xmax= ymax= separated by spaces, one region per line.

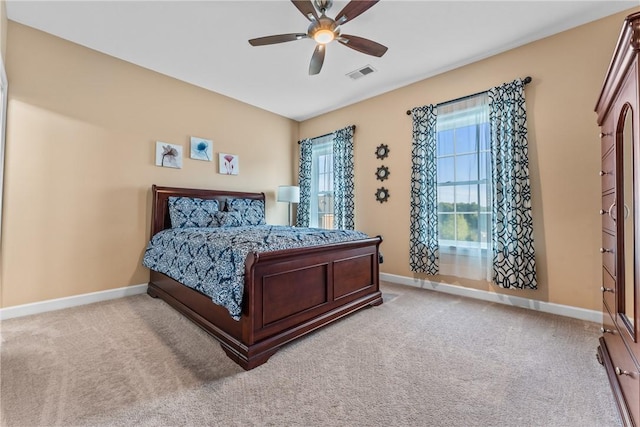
xmin=150 ymin=185 xmax=266 ymax=237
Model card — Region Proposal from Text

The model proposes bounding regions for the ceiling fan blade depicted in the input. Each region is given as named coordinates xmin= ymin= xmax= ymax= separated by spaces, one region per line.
xmin=338 ymin=34 xmax=387 ymax=57
xmin=309 ymin=44 xmax=326 ymax=75
xmin=249 ymin=33 xmax=307 ymax=46
xmin=291 ymin=0 xmax=318 ymax=21
xmin=334 ymin=0 xmax=379 ymax=25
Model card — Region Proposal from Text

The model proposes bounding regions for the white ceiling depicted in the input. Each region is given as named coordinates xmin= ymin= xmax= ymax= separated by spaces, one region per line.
xmin=6 ymin=1 xmax=638 ymax=121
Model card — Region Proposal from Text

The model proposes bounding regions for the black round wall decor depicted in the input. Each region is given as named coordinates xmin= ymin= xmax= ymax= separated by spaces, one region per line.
xmin=375 ymin=144 xmax=389 ymax=160
xmin=375 ymin=187 xmax=390 ymax=203
xmin=375 ymin=165 xmax=390 ymax=181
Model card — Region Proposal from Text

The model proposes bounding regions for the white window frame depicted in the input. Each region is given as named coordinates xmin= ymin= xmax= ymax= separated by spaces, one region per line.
xmin=436 ymin=104 xmax=490 ymax=255
xmin=309 ymin=135 xmax=334 ymax=229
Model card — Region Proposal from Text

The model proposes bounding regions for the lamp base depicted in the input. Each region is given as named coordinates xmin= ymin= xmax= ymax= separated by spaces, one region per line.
xmin=288 ymin=203 xmax=294 ymax=227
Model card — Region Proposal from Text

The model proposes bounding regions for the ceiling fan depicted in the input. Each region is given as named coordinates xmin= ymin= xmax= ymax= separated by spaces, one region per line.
xmin=248 ymin=0 xmax=388 ymax=75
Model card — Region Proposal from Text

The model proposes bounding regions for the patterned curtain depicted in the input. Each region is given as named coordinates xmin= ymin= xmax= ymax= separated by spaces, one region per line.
xmin=296 ymin=138 xmax=313 ymax=227
xmin=332 ymin=126 xmax=355 ymax=230
xmin=488 ymin=79 xmax=537 ymax=289
xmin=409 ymin=105 xmax=439 ymax=274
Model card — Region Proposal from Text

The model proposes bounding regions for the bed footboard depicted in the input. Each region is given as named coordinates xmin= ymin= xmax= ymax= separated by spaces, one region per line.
xmin=148 ymin=236 xmax=382 ymax=370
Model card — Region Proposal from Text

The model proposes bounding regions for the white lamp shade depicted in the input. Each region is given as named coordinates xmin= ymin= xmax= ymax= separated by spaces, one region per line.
xmin=277 ymin=185 xmax=300 ymax=203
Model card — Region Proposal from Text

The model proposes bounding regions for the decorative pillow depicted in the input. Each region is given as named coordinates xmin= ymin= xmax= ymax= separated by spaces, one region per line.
xmin=226 ymin=198 xmax=266 ymax=226
xmin=168 ymin=196 xmax=219 ymax=228
xmin=214 ymin=211 xmax=243 ymax=228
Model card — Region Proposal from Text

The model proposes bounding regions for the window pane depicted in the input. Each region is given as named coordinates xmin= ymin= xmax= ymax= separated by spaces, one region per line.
xmin=438 ymin=185 xmax=454 ymax=212
xmin=479 ymin=184 xmax=490 ymax=212
xmin=455 ymin=154 xmax=478 ymax=181
xmin=438 ymin=157 xmax=455 ymax=183
xmin=318 ymin=153 xmax=333 ymax=193
xmin=479 ymin=213 xmax=491 ymax=237
xmin=319 ymin=175 xmax=332 ymax=192
xmin=457 ymin=213 xmax=479 ymax=242
xmin=455 ymin=125 xmax=477 ymax=154
xmin=438 ymin=130 xmax=454 ymax=156
xmin=455 ymin=184 xmax=478 ymax=212
xmin=318 ymin=213 xmax=334 ymax=229
xmin=321 ymin=179 xmax=332 ymax=193
xmin=439 ymin=213 xmax=455 ymax=240
xmin=318 ymin=194 xmax=331 ymax=213
xmin=479 ymin=122 xmax=490 ymax=151
xmin=310 ymin=137 xmax=334 ymax=229
xmin=479 ymin=152 xmax=489 ymax=180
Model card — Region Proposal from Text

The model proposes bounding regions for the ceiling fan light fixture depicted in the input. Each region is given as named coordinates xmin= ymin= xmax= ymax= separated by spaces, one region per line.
xmin=313 ymin=29 xmax=335 ymax=44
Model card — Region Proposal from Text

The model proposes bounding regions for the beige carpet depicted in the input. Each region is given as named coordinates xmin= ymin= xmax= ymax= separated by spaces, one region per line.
xmin=1 ymin=282 xmax=621 ymax=426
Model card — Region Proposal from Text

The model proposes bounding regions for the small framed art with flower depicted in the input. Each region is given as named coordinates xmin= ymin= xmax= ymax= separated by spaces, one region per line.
xmin=155 ymin=142 xmax=183 ymax=169
xmin=219 ymin=153 xmax=239 ymax=175
xmin=190 ymin=136 xmax=213 ymax=161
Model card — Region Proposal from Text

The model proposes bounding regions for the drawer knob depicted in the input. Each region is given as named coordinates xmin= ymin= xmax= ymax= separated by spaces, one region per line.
xmin=599 ymin=209 xmax=607 ymax=215
xmin=600 ymin=248 xmax=613 ymax=253
xmin=599 ymin=170 xmax=611 ymax=176
xmin=600 ymin=286 xmax=614 ymax=293
xmin=600 ymin=132 xmax=612 ymax=138
xmin=600 ymin=327 xmax=614 ymax=334
xmin=615 ymin=367 xmax=634 ymax=377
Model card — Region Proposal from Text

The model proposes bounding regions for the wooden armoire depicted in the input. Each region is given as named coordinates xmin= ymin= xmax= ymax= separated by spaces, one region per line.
xmin=596 ymin=11 xmax=640 ymax=426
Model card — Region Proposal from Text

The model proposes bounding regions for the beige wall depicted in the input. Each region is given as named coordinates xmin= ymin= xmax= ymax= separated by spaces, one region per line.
xmin=3 ymin=9 xmax=637 ymax=312
xmin=299 ymin=9 xmax=639 ymax=312
xmin=1 ymin=22 xmax=298 ymax=307
xmin=0 ymin=1 xmax=6 ymax=62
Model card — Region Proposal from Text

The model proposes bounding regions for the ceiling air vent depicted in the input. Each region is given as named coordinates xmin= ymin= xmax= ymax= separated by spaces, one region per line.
xmin=346 ymin=65 xmax=376 ymax=80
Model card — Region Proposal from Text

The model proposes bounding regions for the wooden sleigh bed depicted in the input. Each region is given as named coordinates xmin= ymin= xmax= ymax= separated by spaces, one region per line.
xmin=146 ymin=185 xmax=383 ymax=370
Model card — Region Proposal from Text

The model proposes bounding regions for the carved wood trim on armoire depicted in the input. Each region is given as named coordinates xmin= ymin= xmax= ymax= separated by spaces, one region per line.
xmin=595 ymin=11 xmax=640 ymax=427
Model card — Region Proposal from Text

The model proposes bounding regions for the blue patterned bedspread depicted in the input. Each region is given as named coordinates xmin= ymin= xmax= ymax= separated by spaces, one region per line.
xmin=143 ymin=225 xmax=369 ymax=320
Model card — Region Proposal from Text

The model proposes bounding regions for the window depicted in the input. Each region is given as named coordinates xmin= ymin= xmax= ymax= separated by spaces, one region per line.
xmin=410 ymin=80 xmax=534 ymax=285
xmin=436 ymin=96 xmax=491 ymax=254
xmin=299 ymin=126 xmax=355 ymax=230
xmin=310 ymin=135 xmax=334 ymax=229
xmin=436 ymin=106 xmax=491 ymax=254
xmin=435 ymin=95 xmax=492 ymax=281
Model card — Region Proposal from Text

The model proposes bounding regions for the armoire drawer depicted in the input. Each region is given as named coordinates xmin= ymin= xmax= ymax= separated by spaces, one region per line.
xmin=602 ymin=231 xmax=616 ymax=277
xmin=602 ymin=268 xmax=616 ymax=314
xmin=602 ymin=191 xmax=616 ymax=233
xmin=601 ymin=149 xmax=616 ymax=192
xmin=602 ymin=310 xmax=640 ymax=425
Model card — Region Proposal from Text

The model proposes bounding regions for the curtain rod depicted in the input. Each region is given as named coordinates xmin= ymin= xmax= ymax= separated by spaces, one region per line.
xmin=297 ymin=125 xmax=356 ymax=144
xmin=405 ymin=76 xmax=532 ymax=116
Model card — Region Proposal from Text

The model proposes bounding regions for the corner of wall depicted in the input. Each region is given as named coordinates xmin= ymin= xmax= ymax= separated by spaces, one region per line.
xmin=0 ymin=1 xmax=7 ymax=310
xmin=0 ymin=1 xmax=7 ymax=63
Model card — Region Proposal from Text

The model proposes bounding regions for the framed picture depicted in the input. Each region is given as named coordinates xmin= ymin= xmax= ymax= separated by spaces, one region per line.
xmin=190 ymin=136 xmax=213 ymax=161
xmin=219 ymin=153 xmax=239 ymax=175
xmin=155 ymin=142 xmax=183 ymax=169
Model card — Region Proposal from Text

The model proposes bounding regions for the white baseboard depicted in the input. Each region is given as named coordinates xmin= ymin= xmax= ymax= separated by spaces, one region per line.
xmin=1 ymin=276 xmax=601 ymax=324
xmin=380 ymin=273 xmax=601 ymax=323
xmin=0 ymin=284 xmax=148 ymax=321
